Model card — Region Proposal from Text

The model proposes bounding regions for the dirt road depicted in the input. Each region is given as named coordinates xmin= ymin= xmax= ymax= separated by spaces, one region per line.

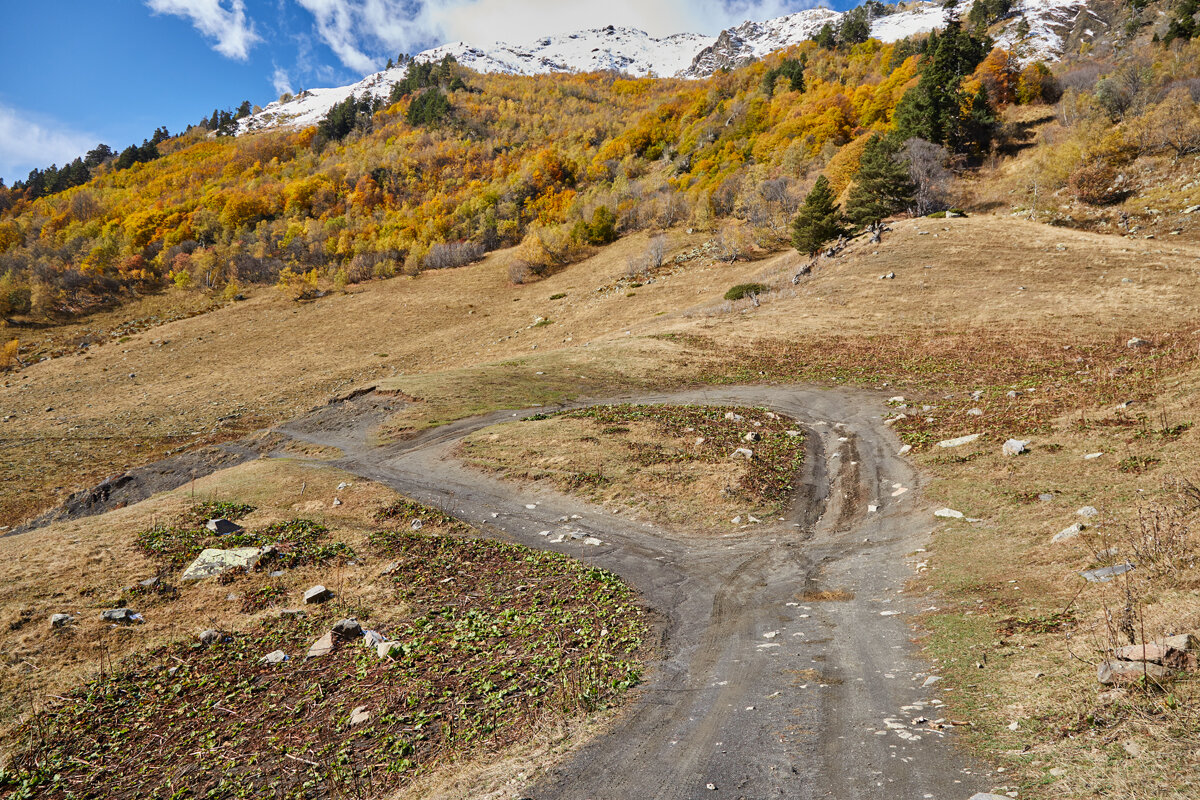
xmin=276 ymin=385 xmax=998 ymax=800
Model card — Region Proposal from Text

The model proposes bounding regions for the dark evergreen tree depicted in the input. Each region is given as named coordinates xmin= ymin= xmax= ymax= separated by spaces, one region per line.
xmin=791 ymin=175 xmax=846 ymax=254
xmin=235 ymin=100 xmax=252 ymax=119
xmin=956 ymin=85 xmax=996 ymax=156
xmin=406 ymin=88 xmax=452 ymax=126
xmin=1164 ymin=0 xmax=1199 ymax=43
xmin=839 ymin=6 xmax=872 ymax=47
xmin=844 ymin=134 xmax=915 ymax=226
xmin=762 ymin=57 xmax=805 ymax=96
xmin=813 ymin=22 xmax=836 ymax=49
xmin=84 ymin=144 xmax=114 ymax=168
xmin=891 ymin=19 xmax=990 ymax=153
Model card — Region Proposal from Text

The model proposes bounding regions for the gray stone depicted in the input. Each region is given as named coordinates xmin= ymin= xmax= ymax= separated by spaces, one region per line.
xmin=304 ymin=585 xmax=333 ymax=604
xmin=1127 ymin=337 xmax=1150 ymax=349
xmin=731 ymin=447 xmax=754 ymax=459
xmin=742 ymin=431 xmax=761 ymax=443
xmin=1161 ymin=633 xmax=1199 ymax=652
xmin=937 ymin=433 xmax=980 ymax=448
xmin=205 ymin=518 xmax=244 ymax=535
xmin=139 ymin=576 xmax=161 ymax=590
xmin=332 ymin=619 xmax=362 ymax=640
xmin=966 ymin=408 xmax=984 ymax=417
xmin=380 ymin=561 xmax=401 ymax=576
xmin=1052 ymin=522 xmax=1086 ymax=543
xmin=261 ymin=649 xmax=288 ymax=664
xmin=1081 ymin=562 xmax=1134 ymax=583
xmin=50 ymin=613 xmax=73 ymax=629
xmin=306 ymin=632 xmax=335 ymax=659
xmin=1038 ymin=493 xmax=1054 ymax=502
xmin=350 ymin=705 xmax=371 ymax=725
xmin=180 ymin=547 xmax=269 ymax=581
xmin=377 ymin=640 xmax=402 ymax=659
xmin=199 ymin=629 xmax=222 ymax=645
xmin=363 ymin=629 xmax=384 ymax=648
xmin=934 ymin=508 xmax=964 ymax=519
xmin=1077 ymin=506 xmax=1100 ymax=518
xmin=102 ymin=608 xmax=141 ymax=624
xmin=1113 ymin=643 xmax=1177 ymax=665
xmin=1097 ymin=659 xmax=1171 ymax=685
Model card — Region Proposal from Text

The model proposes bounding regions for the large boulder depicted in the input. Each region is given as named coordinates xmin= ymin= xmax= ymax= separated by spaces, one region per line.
xmin=180 ymin=547 xmax=270 ymax=581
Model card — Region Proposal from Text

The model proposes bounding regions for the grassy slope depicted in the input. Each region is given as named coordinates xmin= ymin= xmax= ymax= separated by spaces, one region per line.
xmin=4 ymin=215 xmax=1200 ymax=796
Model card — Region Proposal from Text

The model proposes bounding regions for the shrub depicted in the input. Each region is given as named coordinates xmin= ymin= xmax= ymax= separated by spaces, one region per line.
xmin=724 ymin=283 xmax=768 ymax=301
xmin=423 ymin=240 xmax=485 ymax=270
xmin=1067 ymin=161 xmax=1125 ymax=205
xmin=0 ymin=339 xmax=18 ymax=369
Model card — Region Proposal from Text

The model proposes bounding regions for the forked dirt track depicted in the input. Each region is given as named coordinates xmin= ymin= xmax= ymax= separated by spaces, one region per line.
xmin=275 ymin=385 xmax=1001 ymax=800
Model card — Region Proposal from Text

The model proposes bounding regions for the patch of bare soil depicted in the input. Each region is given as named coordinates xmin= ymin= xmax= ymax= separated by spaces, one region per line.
xmin=457 ymin=404 xmax=805 ymax=534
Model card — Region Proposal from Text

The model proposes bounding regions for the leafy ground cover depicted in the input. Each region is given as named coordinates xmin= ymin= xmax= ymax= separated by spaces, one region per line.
xmin=0 ymin=502 xmax=646 ymax=799
xmin=136 ymin=503 xmax=355 ymax=572
xmin=458 ymin=403 xmax=804 ymax=532
xmin=691 ymin=326 xmax=1200 ymax=450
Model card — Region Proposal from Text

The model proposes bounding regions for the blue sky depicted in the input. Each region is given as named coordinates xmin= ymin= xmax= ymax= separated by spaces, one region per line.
xmin=0 ymin=0 xmax=852 ymax=184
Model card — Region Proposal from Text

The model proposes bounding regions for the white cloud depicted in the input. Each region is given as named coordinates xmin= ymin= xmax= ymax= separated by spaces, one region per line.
xmin=293 ymin=0 xmax=817 ymax=71
xmin=0 ymin=105 xmax=96 ymax=184
xmin=146 ymin=0 xmax=261 ymax=60
xmin=272 ymin=65 xmax=294 ymax=95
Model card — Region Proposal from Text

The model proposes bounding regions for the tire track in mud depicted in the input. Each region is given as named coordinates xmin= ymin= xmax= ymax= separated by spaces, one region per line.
xmin=270 ymin=386 xmax=999 ymax=800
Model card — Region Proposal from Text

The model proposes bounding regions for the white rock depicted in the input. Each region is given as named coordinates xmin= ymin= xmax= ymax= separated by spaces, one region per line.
xmin=731 ymin=447 xmax=754 ymax=459
xmin=1002 ymin=439 xmax=1029 ymax=456
xmin=350 ymin=705 xmax=371 ymax=725
xmin=1084 ymin=452 xmax=1104 ymax=460
xmin=937 ymin=433 xmax=980 ymax=448
xmin=1127 ymin=337 xmax=1150 ymax=349
xmin=181 ymin=547 xmax=270 ymax=581
xmin=934 ymin=508 xmax=964 ymax=519
xmin=1077 ymin=506 xmax=1099 ymax=518
xmin=966 ymin=408 xmax=984 ymax=417
xmin=1052 ymin=522 xmax=1086 ymax=543
xmin=897 ymin=444 xmax=912 ymax=456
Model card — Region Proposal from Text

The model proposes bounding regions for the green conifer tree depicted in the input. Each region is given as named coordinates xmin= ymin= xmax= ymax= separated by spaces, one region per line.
xmin=845 ymin=134 xmax=915 ymax=226
xmin=791 ymin=175 xmax=846 ymax=254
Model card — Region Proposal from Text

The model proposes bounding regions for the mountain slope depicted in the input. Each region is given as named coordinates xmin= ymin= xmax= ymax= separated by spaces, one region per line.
xmin=243 ymin=0 xmax=1091 ymax=134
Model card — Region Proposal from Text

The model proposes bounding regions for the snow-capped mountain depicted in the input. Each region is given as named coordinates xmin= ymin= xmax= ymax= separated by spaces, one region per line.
xmin=239 ymin=0 xmax=1094 ymax=134
xmin=421 ymin=26 xmax=715 ymax=79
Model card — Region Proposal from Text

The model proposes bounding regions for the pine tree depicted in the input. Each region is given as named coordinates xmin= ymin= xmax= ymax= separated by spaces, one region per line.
xmin=891 ymin=19 xmax=989 ymax=153
xmin=845 ymin=134 xmax=915 ymax=226
xmin=813 ymin=22 xmax=836 ymax=49
xmin=791 ymin=176 xmax=846 ymax=254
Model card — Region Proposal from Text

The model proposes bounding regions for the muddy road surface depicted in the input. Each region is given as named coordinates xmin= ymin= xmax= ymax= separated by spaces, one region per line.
xmin=275 ymin=385 xmax=997 ymax=800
